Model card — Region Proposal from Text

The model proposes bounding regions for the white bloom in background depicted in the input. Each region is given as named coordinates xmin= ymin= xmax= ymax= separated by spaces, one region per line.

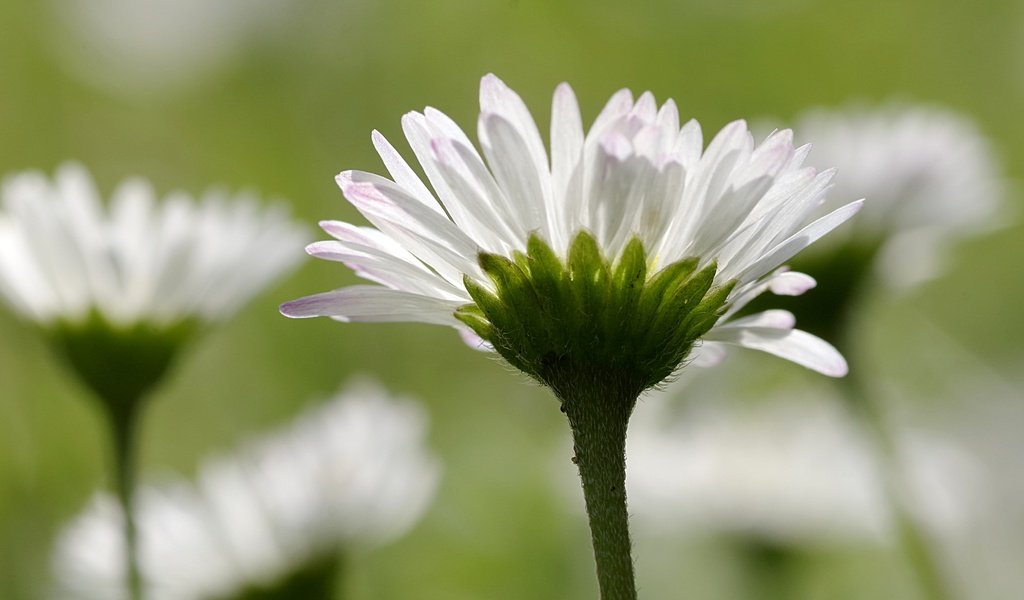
xmin=282 ymin=74 xmax=862 ymax=378
xmin=791 ymin=104 xmax=1007 ymax=288
xmin=624 ymin=397 xmax=980 ymax=546
xmin=0 ymin=163 xmax=306 ymax=329
xmin=52 ymin=380 xmax=441 ymax=600
xmin=49 ymin=0 xmax=291 ymax=95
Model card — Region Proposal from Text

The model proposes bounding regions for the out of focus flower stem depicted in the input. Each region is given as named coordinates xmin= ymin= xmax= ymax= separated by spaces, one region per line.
xmin=49 ymin=317 xmax=197 ymax=600
xmin=51 ymin=320 xmax=194 ymax=600
xmin=109 ymin=399 xmax=143 ymax=600
xmin=737 ymin=539 xmax=802 ymax=600
xmin=837 ymin=367 xmax=954 ymax=600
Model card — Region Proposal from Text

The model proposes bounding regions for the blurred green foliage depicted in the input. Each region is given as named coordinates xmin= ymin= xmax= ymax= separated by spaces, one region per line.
xmin=1 ymin=0 xmax=1022 ymax=598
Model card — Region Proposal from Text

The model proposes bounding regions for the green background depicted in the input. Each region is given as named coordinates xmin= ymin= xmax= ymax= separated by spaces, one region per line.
xmin=1 ymin=0 xmax=1022 ymax=598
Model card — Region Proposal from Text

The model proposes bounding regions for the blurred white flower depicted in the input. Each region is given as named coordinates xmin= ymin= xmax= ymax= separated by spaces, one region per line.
xmin=623 ymin=396 xmax=981 ymax=546
xmin=0 ymin=163 xmax=306 ymax=329
xmin=48 ymin=0 xmax=292 ymax=95
xmin=791 ymin=104 xmax=1008 ymax=288
xmin=52 ymin=380 xmax=441 ymax=600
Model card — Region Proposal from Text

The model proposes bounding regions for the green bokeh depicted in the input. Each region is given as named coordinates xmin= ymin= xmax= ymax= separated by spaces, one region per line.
xmin=1 ymin=0 xmax=1022 ymax=598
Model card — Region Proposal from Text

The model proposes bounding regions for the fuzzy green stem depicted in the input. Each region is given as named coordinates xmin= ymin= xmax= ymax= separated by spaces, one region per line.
xmin=559 ymin=384 xmax=638 ymax=600
xmin=837 ymin=372 xmax=954 ymax=600
xmin=107 ymin=404 xmax=144 ymax=600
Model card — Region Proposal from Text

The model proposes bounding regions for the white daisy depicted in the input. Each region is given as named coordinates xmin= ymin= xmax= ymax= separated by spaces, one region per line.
xmin=52 ymin=380 xmax=441 ymax=600
xmin=49 ymin=0 xmax=292 ymax=96
xmin=0 ymin=163 xmax=306 ymax=329
xmin=624 ymin=396 xmax=980 ymax=546
xmin=791 ymin=104 xmax=1007 ymax=288
xmin=282 ymin=74 xmax=861 ymax=382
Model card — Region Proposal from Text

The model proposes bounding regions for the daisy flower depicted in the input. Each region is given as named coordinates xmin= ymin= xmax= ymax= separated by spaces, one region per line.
xmin=52 ymin=380 xmax=441 ymax=600
xmin=281 ymin=74 xmax=861 ymax=600
xmin=0 ymin=162 xmax=307 ymax=600
xmin=625 ymin=396 xmax=978 ymax=546
xmin=0 ymin=162 xmax=306 ymax=330
xmin=791 ymin=104 xmax=1007 ymax=289
xmin=282 ymin=74 xmax=860 ymax=384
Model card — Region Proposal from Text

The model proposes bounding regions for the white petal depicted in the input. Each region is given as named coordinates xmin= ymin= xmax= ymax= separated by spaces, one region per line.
xmin=338 ymin=171 xmax=482 ymax=285
xmin=723 ymin=269 xmax=816 ymax=319
xmin=371 ymin=130 xmax=441 ymax=211
xmin=688 ymin=341 xmax=727 ymax=367
xmin=674 ymin=119 xmax=703 ymax=168
xmin=478 ymin=113 xmax=550 ymax=243
xmin=458 ymin=327 xmax=495 ymax=352
xmin=279 ymin=286 xmax=463 ymax=326
xmin=720 ymin=309 xmax=796 ymax=330
xmin=305 ymin=241 xmax=464 ymax=300
xmin=704 ymin=326 xmax=848 ymax=377
xmin=589 ymin=88 xmax=634 ymax=135
xmin=769 ymin=271 xmax=817 ymax=295
xmin=550 ymin=82 xmax=584 ymax=251
xmin=400 ymin=111 xmax=489 ymax=230
xmin=428 ymin=132 xmax=522 ymax=250
xmin=737 ymin=199 xmax=864 ymax=284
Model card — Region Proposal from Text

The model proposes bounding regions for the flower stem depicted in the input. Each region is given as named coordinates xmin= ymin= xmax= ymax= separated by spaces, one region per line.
xmin=559 ymin=383 xmax=638 ymax=600
xmin=736 ymin=537 xmax=802 ymax=600
xmin=107 ymin=403 xmax=144 ymax=600
xmin=837 ymin=372 xmax=954 ymax=600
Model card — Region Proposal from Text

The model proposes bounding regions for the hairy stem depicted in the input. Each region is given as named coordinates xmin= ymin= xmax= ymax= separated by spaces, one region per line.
xmin=560 ymin=384 xmax=638 ymax=600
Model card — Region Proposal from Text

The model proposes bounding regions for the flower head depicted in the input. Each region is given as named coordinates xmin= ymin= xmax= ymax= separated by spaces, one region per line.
xmin=0 ymin=163 xmax=305 ymax=329
xmin=621 ymin=396 xmax=979 ymax=546
xmin=791 ymin=104 xmax=1007 ymax=288
xmin=282 ymin=75 xmax=861 ymax=390
xmin=0 ymin=163 xmax=307 ymax=404
xmin=52 ymin=380 xmax=441 ymax=600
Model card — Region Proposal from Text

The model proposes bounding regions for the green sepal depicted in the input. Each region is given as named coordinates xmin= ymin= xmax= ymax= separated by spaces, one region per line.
xmin=644 ymin=261 xmax=717 ymax=347
xmin=47 ymin=311 xmax=197 ymax=422
xmin=457 ymin=232 xmax=732 ymax=397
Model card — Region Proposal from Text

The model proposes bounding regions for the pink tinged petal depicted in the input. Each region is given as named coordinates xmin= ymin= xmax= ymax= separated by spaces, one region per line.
xmin=590 ymin=88 xmax=635 ymax=135
xmin=703 ymin=326 xmax=848 ymax=377
xmin=279 ymin=285 xmax=463 ymax=326
xmin=719 ymin=309 xmax=797 ymax=330
xmin=371 ymin=130 xmax=441 ymax=212
xmin=721 ymin=269 xmax=815 ymax=320
xmin=407 ymin=109 xmax=521 ymax=250
xmin=319 ymin=220 xmax=418 ymax=264
xmin=478 ymin=112 xmax=551 ymax=243
xmin=769 ymin=271 xmax=816 ymax=295
xmin=305 ymin=241 xmax=464 ymax=300
xmin=337 ymin=171 xmax=483 ymax=285
xmin=400 ymin=111 xmax=481 ymax=228
xmin=429 ymin=136 xmax=522 ymax=250
xmin=630 ymin=91 xmax=658 ymax=123
xmin=737 ymin=199 xmax=864 ymax=285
